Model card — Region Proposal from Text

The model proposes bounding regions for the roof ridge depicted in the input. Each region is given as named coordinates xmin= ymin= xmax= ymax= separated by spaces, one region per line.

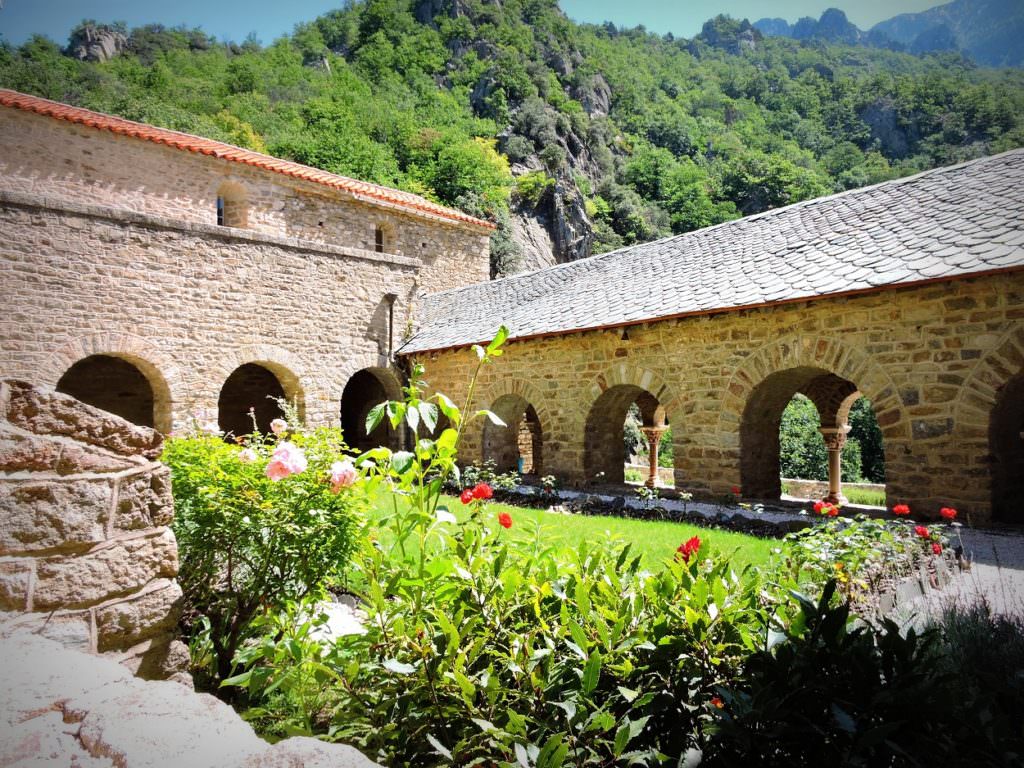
xmin=0 ymin=89 xmax=495 ymax=231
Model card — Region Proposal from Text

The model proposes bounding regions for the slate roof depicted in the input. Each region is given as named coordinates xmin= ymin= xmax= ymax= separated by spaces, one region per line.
xmin=0 ymin=89 xmax=494 ymax=231
xmin=401 ymin=149 xmax=1024 ymax=354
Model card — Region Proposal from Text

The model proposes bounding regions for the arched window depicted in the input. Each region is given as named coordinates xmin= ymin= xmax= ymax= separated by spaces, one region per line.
xmin=215 ymin=182 xmax=248 ymax=228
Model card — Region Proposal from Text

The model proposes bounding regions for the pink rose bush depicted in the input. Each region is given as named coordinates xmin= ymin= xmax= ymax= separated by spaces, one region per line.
xmin=265 ymin=441 xmax=308 ymax=481
xmin=330 ymin=460 xmax=358 ymax=493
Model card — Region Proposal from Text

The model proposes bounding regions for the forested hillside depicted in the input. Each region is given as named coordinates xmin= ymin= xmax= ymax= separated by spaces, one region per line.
xmin=3 ymin=0 xmax=1023 ymax=276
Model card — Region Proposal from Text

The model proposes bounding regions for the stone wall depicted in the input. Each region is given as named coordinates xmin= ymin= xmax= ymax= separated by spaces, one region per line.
xmin=409 ymin=271 xmax=1024 ymax=523
xmin=0 ymin=380 xmax=188 ymax=679
xmin=0 ymin=107 xmax=491 ymax=297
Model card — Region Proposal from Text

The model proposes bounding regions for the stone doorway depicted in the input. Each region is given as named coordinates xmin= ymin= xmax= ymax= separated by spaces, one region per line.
xmin=340 ymin=368 xmax=402 ymax=452
xmin=218 ymin=363 xmax=286 ymax=439
xmin=482 ymin=395 xmax=542 ymax=476
xmin=584 ymin=386 xmax=669 ymax=487
xmin=991 ymin=371 xmax=1024 ymax=524
xmin=57 ymin=354 xmax=157 ymax=429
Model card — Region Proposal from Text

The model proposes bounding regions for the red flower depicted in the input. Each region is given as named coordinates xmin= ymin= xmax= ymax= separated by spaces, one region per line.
xmin=731 ymin=486 xmax=741 ymax=495
xmin=826 ymin=504 xmax=839 ymax=517
xmin=711 ymin=696 xmax=724 ymax=710
xmin=497 ymin=512 xmax=512 ymax=529
xmin=940 ymin=507 xmax=957 ymax=521
xmin=914 ymin=525 xmax=930 ymax=539
xmin=813 ymin=500 xmax=825 ymax=513
xmin=676 ymin=535 xmax=701 ymax=563
xmin=932 ymin=542 xmax=942 ymax=555
xmin=472 ymin=482 xmax=493 ymax=500
xmin=459 ymin=488 xmax=474 ymax=504
xmin=892 ymin=504 xmax=911 ymax=516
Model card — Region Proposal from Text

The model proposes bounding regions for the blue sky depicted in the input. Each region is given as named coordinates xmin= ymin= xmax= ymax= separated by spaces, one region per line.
xmin=0 ymin=0 xmax=943 ymax=46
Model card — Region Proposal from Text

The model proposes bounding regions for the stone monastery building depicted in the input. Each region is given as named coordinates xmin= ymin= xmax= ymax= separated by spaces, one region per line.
xmin=2 ymin=89 xmax=1024 ymax=524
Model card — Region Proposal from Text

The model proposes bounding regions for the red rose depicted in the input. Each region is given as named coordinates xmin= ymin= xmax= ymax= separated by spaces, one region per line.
xmin=472 ymin=482 xmax=493 ymax=500
xmin=459 ymin=488 xmax=474 ymax=504
xmin=497 ymin=512 xmax=512 ymax=529
xmin=813 ymin=500 xmax=825 ymax=513
xmin=940 ymin=507 xmax=957 ymax=521
xmin=914 ymin=525 xmax=930 ymax=539
xmin=731 ymin=486 xmax=741 ymax=495
xmin=676 ymin=535 xmax=701 ymax=563
xmin=892 ymin=504 xmax=911 ymax=516
xmin=932 ymin=542 xmax=942 ymax=555
xmin=711 ymin=696 xmax=724 ymax=710
xmin=827 ymin=504 xmax=839 ymax=517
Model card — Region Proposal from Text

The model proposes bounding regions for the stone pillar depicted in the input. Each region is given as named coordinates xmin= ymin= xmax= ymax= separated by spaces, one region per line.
xmin=641 ymin=427 xmax=666 ymax=488
xmin=819 ymin=425 xmax=851 ymax=505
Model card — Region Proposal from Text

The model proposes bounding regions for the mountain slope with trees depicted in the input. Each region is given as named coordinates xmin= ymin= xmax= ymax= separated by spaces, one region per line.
xmin=2 ymin=0 xmax=1023 ymax=276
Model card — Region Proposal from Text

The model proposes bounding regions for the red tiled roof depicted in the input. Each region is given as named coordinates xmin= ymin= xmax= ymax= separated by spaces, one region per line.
xmin=0 ymin=89 xmax=496 ymax=231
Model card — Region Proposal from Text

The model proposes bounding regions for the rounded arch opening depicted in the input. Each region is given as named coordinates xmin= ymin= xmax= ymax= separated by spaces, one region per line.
xmin=743 ymin=366 xmax=884 ymax=503
xmin=482 ymin=394 xmax=543 ymax=476
xmin=218 ymin=363 xmax=287 ymax=439
xmin=584 ymin=385 xmax=670 ymax=486
xmin=990 ymin=369 xmax=1024 ymax=524
xmin=216 ymin=181 xmax=248 ymax=228
xmin=57 ymin=354 xmax=163 ymax=430
xmin=341 ymin=367 xmax=402 ymax=452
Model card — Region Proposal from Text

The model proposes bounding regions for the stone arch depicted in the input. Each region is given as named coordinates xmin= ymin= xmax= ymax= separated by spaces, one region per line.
xmin=956 ymin=325 xmax=1024 ymax=522
xmin=216 ymin=180 xmax=248 ymax=228
xmin=218 ymin=363 xmax=288 ymax=438
xmin=719 ymin=335 xmax=906 ymax=498
xmin=40 ymin=333 xmax=179 ymax=433
xmin=581 ymin=364 xmax=681 ymax=485
xmin=210 ymin=345 xmax=308 ymax=412
xmin=340 ymin=366 xmax=403 ymax=452
xmin=482 ymin=394 xmax=544 ymax=475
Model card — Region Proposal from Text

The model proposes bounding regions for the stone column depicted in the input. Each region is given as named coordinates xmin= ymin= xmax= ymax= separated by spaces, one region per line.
xmin=641 ymin=427 xmax=666 ymax=488
xmin=820 ymin=425 xmax=851 ymax=505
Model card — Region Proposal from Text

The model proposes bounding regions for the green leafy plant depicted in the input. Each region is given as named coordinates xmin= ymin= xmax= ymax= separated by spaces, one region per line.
xmin=164 ymin=421 xmax=366 ymax=686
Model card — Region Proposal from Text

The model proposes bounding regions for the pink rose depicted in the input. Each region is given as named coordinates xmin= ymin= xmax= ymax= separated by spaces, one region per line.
xmin=265 ymin=441 xmax=307 ymax=481
xmin=238 ymin=448 xmax=258 ymax=464
xmin=270 ymin=418 xmax=288 ymax=436
xmin=329 ymin=460 xmax=358 ymax=493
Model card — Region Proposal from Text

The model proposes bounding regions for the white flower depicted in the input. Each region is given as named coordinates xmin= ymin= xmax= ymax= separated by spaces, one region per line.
xmin=270 ymin=418 xmax=288 ymax=436
xmin=202 ymin=421 xmax=222 ymax=436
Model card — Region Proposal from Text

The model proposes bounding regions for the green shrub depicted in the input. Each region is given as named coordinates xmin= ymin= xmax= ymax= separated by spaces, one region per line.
xmin=709 ymin=582 xmax=964 ymax=766
xmin=223 ymin=330 xmax=766 ymax=765
xmin=513 ymin=170 xmax=554 ymax=207
xmin=164 ymin=423 xmax=366 ymax=685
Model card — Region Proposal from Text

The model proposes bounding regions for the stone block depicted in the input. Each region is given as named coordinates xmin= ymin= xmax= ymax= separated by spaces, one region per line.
xmin=0 ymin=429 xmax=62 ymax=473
xmin=0 ymin=478 xmax=111 ymax=554
xmin=12 ymin=609 xmax=94 ymax=652
xmin=96 ymin=580 xmax=182 ymax=652
xmin=32 ymin=529 xmax=178 ymax=611
xmin=246 ymin=736 xmax=381 ymax=768
xmin=119 ymin=634 xmax=191 ymax=680
xmin=3 ymin=380 xmax=162 ymax=458
xmin=69 ymin=675 xmax=267 ymax=767
xmin=0 ymin=559 xmax=32 ymax=610
xmin=57 ymin=441 xmax=147 ymax=475
xmin=112 ymin=467 xmax=173 ymax=533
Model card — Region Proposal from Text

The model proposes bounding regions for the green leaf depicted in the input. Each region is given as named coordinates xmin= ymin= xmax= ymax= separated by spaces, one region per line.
xmin=582 ymin=651 xmax=602 ymax=695
xmin=382 ymin=658 xmax=416 ymax=675
xmin=365 ymin=402 xmax=387 ymax=435
xmin=476 ymin=409 xmax=506 ymax=426
xmin=418 ymin=401 xmax=439 ymax=433
xmin=390 ymin=451 xmax=415 ymax=475
xmin=613 ymin=721 xmax=631 ymax=756
xmin=485 ymin=324 xmax=510 ymax=355
xmin=405 ymin=404 xmax=420 ymax=433
xmin=617 ymin=686 xmax=638 ymax=703
xmin=220 ymin=670 xmax=253 ymax=688
xmin=426 ymin=734 xmax=452 ymax=760
xmin=514 ymin=742 xmax=531 ymax=768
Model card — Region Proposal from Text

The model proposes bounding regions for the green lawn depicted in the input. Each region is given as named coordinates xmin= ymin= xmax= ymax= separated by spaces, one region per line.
xmin=369 ymin=492 xmax=776 ymax=571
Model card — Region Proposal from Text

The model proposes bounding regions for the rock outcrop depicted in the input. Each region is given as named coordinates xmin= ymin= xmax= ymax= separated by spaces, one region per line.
xmin=67 ymin=23 xmax=128 ymax=63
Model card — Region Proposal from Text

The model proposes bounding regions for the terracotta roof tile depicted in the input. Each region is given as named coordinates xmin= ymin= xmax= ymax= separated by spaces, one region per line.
xmin=0 ymin=89 xmax=495 ymax=231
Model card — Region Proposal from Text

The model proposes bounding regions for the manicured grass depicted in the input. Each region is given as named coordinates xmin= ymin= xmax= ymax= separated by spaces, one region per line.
xmin=843 ymin=486 xmax=886 ymax=507
xmin=369 ymin=492 xmax=776 ymax=571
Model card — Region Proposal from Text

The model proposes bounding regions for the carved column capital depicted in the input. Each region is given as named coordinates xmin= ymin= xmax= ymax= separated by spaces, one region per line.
xmin=819 ymin=425 xmax=851 ymax=451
